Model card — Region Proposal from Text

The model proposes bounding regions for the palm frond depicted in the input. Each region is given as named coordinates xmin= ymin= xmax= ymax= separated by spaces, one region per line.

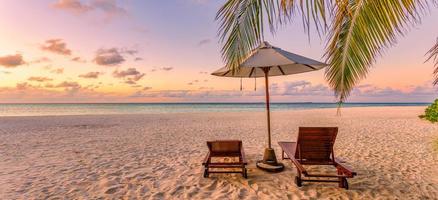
xmin=324 ymin=0 xmax=426 ymax=103
xmin=278 ymin=0 xmax=331 ymax=35
xmin=426 ymin=38 xmax=438 ymax=85
xmin=216 ymin=0 xmax=329 ymax=71
xmin=217 ymin=0 xmax=429 ymax=105
xmin=216 ymin=0 xmax=271 ymax=72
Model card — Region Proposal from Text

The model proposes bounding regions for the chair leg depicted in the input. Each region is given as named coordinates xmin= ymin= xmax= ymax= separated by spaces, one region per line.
xmin=337 ymin=168 xmax=343 ymax=188
xmin=342 ymin=178 xmax=349 ymax=189
xmin=242 ymin=168 xmax=248 ymax=179
xmin=295 ymin=176 xmax=302 ymax=187
xmin=338 ymin=177 xmax=343 ymax=188
xmin=203 ymin=167 xmax=209 ymax=178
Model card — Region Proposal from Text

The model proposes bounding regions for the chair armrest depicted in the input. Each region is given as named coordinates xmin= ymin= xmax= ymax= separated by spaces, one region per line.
xmin=334 ymin=158 xmax=357 ymax=177
xmin=202 ymin=152 xmax=210 ymax=166
xmin=241 ymin=148 xmax=248 ymax=165
xmin=290 ymin=157 xmax=308 ymax=176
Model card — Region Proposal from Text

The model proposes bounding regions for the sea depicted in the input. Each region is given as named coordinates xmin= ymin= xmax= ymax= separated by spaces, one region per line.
xmin=0 ymin=103 xmax=429 ymax=117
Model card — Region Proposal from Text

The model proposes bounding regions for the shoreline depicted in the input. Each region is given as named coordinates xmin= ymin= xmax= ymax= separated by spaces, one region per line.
xmin=0 ymin=105 xmax=429 ymax=117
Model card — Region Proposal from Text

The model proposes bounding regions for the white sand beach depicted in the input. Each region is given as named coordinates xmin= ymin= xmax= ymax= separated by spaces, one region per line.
xmin=1 ymin=106 xmax=438 ymax=199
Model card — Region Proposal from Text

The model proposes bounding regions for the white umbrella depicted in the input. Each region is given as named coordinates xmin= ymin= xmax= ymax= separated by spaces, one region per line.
xmin=212 ymin=41 xmax=327 ymax=171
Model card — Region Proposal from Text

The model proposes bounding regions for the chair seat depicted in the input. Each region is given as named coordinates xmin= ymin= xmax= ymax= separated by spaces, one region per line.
xmin=278 ymin=127 xmax=356 ymax=189
xmin=202 ymin=140 xmax=247 ymax=178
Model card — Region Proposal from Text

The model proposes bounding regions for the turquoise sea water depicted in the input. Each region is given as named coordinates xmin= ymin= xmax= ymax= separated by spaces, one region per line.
xmin=0 ymin=103 xmax=429 ymax=116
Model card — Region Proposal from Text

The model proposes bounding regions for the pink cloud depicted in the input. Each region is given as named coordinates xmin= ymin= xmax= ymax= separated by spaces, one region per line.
xmin=71 ymin=56 xmax=86 ymax=63
xmin=94 ymin=48 xmax=125 ymax=66
xmin=53 ymin=0 xmax=92 ymax=14
xmin=41 ymin=39 xmax=72 ymax=55
xmin=79 ymin=71 xmax=102 ymax=79
xmin=52 ymin=0 xmax=127 ymax=19
xmin=0 ymin=54 xmax=26 ymax=68
xmin=28 ymin=76 xmax=53 ymax=82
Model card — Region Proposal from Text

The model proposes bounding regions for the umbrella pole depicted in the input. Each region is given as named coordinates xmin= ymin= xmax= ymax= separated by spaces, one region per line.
xmin=256 ymin=67 xmax=284 ymax=172
xmin=264 ymin=68 xmax=272 ymax=149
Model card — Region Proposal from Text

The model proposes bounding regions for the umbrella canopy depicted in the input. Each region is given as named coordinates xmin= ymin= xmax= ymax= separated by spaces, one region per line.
xmin=211 ymin=41 xmax=327 ymax=171
xmin=212 ymin=41 xmax=326 ymax=78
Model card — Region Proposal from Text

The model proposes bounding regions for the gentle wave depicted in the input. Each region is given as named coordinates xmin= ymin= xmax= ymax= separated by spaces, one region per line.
xmin=0 ymin=103 xmax=429 ymax=116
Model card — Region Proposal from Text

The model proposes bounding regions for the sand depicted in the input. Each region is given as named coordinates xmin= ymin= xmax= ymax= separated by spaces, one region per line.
xmin=0 ymin=106 xmax=438 ymax=199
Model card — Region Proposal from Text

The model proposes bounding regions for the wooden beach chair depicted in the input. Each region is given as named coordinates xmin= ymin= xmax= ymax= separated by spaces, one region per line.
xmin=278 ymin=127 xmax=356 ymax=189
xmin=202 ymin=140 xmax=248 ymax=178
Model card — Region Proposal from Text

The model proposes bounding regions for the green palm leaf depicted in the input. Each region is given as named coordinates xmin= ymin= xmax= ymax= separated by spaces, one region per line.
xmin=325 ymin=0 xmax=425 ymax=103
xmin=426 ymin=38 xmax=438 ymax=85
xmin=216 ymin=0 xmax=272 ymax=72
xmin=217 ymin=0 xmax=429 ymax=104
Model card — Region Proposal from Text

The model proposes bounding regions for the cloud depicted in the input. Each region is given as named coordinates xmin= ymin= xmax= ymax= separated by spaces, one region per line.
xmin=56 ymin=81 xmax=81 ymax=88
xmin=199 ymin=71 xmax=209 ymax=74
xmin=44 ymin=83 xmax=54 ymax=88
xmin=78 ymin=71 xmax=102 ymax=79
xmin=130 ymin=73 xmax=145 ymax=81
xmin=71 ymin=56 xmax=86 ymax=63
xmin=31 ymin=57 xmax=51 ymax=64
xmin=198 ymin=39 xmax=211 ymax=46
xmin=0 ymin=54 xmax=26 ymax=68
xmin=0 ymin=83 xmax=112 ymax=103
xmin=120 ymin=48 xmax=138 ymax=55
xmin=94 ymin=48 xmax=125 ymax=66
xmin=91 ymin=0 xmax=127 ymax=17
xmin=51 ymin=68 xmax=64 ymax=74
xmin=187 ymin=79 xmax=201 ymax=86
xmin=52 ymin=0 xmax=92 ymax=13
xmin=134 ymin=57 xmax=143 ymax=61
xmin=199 ymin=86 xmax=213 ymax=90
xmin=151 ymin=67 xmax=173 ymax=72
xmin=41 ymin=39 xmax=72 ymax=55
xmin=128 ymin=81 xmax=438 ymax=102
xmin=113 ymin=68 xmax=145 ymax=85
xmin=43 ymin=65 xmax=64 ymax=74
xmin=52 ymin=0 xmax=126 ymax=17
xmin=124 ymin=80 xmax=136 ymax=85
xmin=161 ymin=67 xmax=173 ymax=71
xmin=2 ymin=79 xmax=436 ymax=103
xmin=350 ymin=84 xmax=437 ymax=99
xmin=1 ymin=71 xmax=11 ymax=74
xmin=112 ymin=68 xmax=141 ymax=78
xmin=132 ymin=80 xmax=330 ymax=100
xmin=16 ymin=82 xmax=30 ymax=90
xmin=28 ymin=76 xmax=53 ymax=82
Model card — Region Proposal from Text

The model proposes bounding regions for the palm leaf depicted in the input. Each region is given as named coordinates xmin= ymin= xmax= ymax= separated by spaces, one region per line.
xmin=278 ymin=0 xmax=331 ymax=35
xmin=217 ymin=0 xmax=428 ymax=104
xmin=216 ymin=0 xmax=269 ymax=72
xmin=216 ymin=0 xmax=328 ymax=71
xmin=426 ymin=38 xmax=438 ymax=85
xmin=324 ymin=0 xmax=426 ymax=104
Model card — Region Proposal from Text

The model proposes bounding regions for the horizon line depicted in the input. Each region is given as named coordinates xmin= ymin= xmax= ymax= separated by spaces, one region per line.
xmin=0 ymin=102 xmax=431 ymax=105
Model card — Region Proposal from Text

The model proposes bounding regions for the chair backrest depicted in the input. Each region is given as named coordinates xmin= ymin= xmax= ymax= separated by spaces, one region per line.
xmin=207 ymin=140 xmax=242 ymax=156
xmin=295 ymin=127 xmax=338 ymax=163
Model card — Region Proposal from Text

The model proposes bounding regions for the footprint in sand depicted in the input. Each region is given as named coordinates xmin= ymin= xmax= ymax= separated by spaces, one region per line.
xmin=105 ymin=185 xmax=121 ymax=194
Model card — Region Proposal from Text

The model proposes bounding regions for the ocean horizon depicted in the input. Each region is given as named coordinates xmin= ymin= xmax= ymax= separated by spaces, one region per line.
xmin=0 ymin=102 xmax=430 ymax=117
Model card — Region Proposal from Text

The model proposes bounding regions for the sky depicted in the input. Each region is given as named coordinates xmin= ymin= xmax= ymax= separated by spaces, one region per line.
xmin=0 ymin=0 xmax=437 ymax=103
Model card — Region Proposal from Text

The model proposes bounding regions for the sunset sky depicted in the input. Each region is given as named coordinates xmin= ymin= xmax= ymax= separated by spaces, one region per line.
xmin=0 ymin=0 xmax=437 ymax=103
